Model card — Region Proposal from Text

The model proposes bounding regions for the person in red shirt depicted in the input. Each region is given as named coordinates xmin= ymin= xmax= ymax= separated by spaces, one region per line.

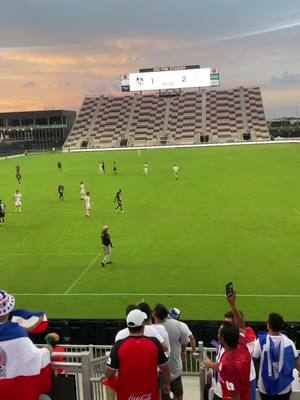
xmin=105 ymin=309 xmax=170 ymax=400
xmin=218 ymin=321 xmax=251 ymax=400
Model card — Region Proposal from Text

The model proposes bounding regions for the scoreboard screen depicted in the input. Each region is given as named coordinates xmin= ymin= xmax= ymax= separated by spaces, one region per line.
xmin=121 ymin=66 xmax=220 ymax=92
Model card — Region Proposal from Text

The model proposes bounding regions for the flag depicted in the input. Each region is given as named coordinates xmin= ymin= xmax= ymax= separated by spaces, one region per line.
xmin=11 ymin=309 xmax=48 ymax=333
xmin=0 ymin=321 xmax=52 ymax=400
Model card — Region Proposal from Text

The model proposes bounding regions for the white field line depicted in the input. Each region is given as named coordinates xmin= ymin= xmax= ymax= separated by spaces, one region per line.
xmin=12 ymin=293 xmax=300 ymax=298
xmin=64 ymin=253 xmax=101 ymax=294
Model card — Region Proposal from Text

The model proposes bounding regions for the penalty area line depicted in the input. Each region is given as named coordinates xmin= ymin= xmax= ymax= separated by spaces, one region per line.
xmin=11 ymin=293 xmax=300 ymax=298
xmin=64 ymin=253 xmax=101 ymax=294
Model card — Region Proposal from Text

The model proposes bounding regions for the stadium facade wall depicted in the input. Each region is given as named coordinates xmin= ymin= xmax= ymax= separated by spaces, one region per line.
xmin=32 ymin=319 xmax=300 ymax=348
xmin=64 ymin=86 xmax=270 ymax=150
xmin=0 ymin=110 xmax=76 ymax=156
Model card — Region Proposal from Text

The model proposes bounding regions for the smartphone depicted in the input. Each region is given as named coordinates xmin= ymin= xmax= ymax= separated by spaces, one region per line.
xmin=226 ymin=282 xmax=234 ymax=297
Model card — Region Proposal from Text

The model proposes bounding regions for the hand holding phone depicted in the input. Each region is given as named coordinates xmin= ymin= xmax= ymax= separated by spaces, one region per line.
xmin=226 ymin=282 xmax=234 ymax=297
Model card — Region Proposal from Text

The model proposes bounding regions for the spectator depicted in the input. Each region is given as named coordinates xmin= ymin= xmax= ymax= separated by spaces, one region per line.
xmin=115 ymin=304 xmax=168 ymax=351
xmin=0 ymin=290 xmax=52 ymax=400
xmin=45 ymin=332 xmax=65 ymax=375
xmin=138 ymin=301 xmax=170 ymax=354
xmin=105 ymin=309 xmax=170 ymax=400
xmin=205 ymin=293 xmax=251 ymax=400
xmin=154 ymin=303 xmax=188 ymax=400
xmin=252 ymin=313 xmax=300 ymax=400
xmin=169 ymin=307 xmax=197 ymax=354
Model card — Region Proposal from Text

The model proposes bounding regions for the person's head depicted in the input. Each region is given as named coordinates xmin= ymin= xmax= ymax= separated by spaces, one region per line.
xmin=224 ymin=310 xmax=244 ymax=323
xmin=0 ymin=290 xmax=15 ymax=323
xmin=119 ymin=189 xmax=122 ymax=193
xmin=125 ymin=304 xmax=137 ymax=317
xmin=137 ymin=302 xmax=152 ymax=321
xmin=169 ymin=307 xmax=181 ymax=320
xmin=102 ymin=224 xmax=109 ymax=232
xmin=86 ymin=192 xmax=90 ymax=196
xmin=80 ymin=181 xmax=83 ymax=184
xmin=16 ymin=190 xmax=19 ymax=194
xmin=153 ymin=304 xmax=168 ymax=322
xmin=267 ymin=313 xmax=284 ymax=333
xmin=45 ymin=332 xmax=60 ymax=347
xmin=218 ymin=321 xmax=239 ymax=350
xmin=126 ymin=309 xmax=147 ymax=334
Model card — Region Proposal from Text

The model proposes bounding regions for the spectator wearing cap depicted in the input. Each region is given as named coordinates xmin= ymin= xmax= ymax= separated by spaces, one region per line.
xmin=115 ymin=304 xmax=168 ymax=352
xmin=105 ymin=309 xmax=170 ymax=400
xmin=45 ymin=332 xmax=65 ymax=375
xmin=252 ymin=313 xmax=300 ymax=400
xmin=154 ymin=303 xmax=188 ymax=400
xmin=0 ymin=290 xmax=52 ymax=400
xmin=169 ymin=307 xmax=197 ymax=355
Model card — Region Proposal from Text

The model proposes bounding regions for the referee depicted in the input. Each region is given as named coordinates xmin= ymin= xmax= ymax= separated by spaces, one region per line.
xmin=101 ymin=225 xmax=113 ymax=267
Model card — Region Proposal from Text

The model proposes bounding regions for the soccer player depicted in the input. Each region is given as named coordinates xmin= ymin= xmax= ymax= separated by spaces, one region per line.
xmin=102 ymin=161 xmax=105 ymax=175
xmin=83 ymin=191 xmax=91 ymax=217
xmin=13 ymin=190 xmax=22 ymax=213
xmin=99 ymin=162 xmax=104 ymax=175
xmin=16 ymin=170 xmax=22 ymax=184
xmin=101 ymin=225 xmax=112 ymax=267
xmin=172 ymin=164 xmax=179 ymax=180
xmin=80 ymin=181 xmax=85 ymax=200
xmin=16 ymin=164 xmax=21 ymax=173
xmin=114 ymin=189 xmax=123 ymax=213
xmin=57 ymin=161 xmax=62 ymax=172
xmin=0 ymin=200 xmax=7 ymax=226
xmin=144 ymin=162 xmax=149 ymax=175
xmin=58 ymin=184 xmax=64 ymax=201
xmin=113 ymin=161 xmax=117 ymax=175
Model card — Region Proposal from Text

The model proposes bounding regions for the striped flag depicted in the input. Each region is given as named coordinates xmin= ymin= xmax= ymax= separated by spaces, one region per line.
xmin=0 ymin=321 xmax=52 ymax=399
xmin=12 ymin=309 xmax=48 ymax=333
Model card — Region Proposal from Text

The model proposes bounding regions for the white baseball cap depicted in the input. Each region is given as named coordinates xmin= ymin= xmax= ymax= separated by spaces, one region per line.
xmin=126 ymin=309 xmax=147 ymax=328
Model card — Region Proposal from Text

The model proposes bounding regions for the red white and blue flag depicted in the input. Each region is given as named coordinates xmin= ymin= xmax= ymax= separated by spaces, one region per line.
xmin=0 ymin=321 xmax=52 ymax=400
xmin=11 ymin=309 xmax=48 ymax=333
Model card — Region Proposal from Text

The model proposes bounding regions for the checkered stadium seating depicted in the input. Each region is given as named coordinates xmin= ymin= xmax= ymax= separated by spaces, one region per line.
xmin=63 ymin=86 xmax=269 ymax=149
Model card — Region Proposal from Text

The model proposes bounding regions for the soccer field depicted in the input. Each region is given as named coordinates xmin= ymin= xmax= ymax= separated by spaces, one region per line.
xmin=1 ymin=144 xmax=300 ymax=321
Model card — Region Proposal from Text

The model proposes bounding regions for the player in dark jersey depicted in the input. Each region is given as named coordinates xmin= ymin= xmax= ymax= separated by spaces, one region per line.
xmin=113 ymin=161 xmax=117 ymax=175
xmin=102 ymin=161 xmax=105 ymax=174
xmin=58 ymin=185 xmax=64 ymax=201
xmin=57 ymin=161 xmax=62 ymax=172
xmin=0 ymin=200 xmax=7 ymax=226
xmin=114 ymin=189 xmax=123 ymax=213
xmin=16 ymin=164 xmax=20 ymax=173
xmin=16 ymin=171 xmax=22 ymax=184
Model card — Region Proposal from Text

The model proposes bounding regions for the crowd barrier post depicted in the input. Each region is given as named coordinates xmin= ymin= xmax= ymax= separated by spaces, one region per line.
xmin=198 ymin=341 xmax=205 ymax=400
xmin=81 ymin=351 xmax=93 ymax=400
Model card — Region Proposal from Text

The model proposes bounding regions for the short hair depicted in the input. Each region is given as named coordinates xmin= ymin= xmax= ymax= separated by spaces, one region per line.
xmin=126 ymin=304 xmax=137 ymax=316
xmin=219 ymin=321 xmax=239 ymax=349
xmin=268 ymin=313 xmax=284 ymax=332
xmin=138 ymin=302 xmax=152 ymax=319
xmin=153 ymin=304 xmax=168 ymax=321
xmin=128 ymin=325 xmax=144 ymax=334
xmin=224 ymin=310 xmax=244 ymax=320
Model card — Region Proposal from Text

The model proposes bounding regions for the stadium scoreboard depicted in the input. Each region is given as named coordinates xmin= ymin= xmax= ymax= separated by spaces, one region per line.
xmin=121 ymin=65 xmax=220 ymax=92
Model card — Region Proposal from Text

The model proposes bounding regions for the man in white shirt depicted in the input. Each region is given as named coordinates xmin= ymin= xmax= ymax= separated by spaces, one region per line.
xmin=172 ymin=164 xmax=179 ymax=180
xmin=83 ymin=192 xmax=91 ymax=217
xmin=168 ymin=307 xmax=196 ymax=354
xmin=144 ymin=163 xmax=149 ymax=175
xmin=80 ymin=182 xmax=85 ymax=200
xmin=13 ymin=189 xmax=22 ymax=213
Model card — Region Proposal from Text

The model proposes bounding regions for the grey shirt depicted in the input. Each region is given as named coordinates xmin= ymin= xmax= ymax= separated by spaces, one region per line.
xmin=161 ymin=319 xmax=188 ymax=380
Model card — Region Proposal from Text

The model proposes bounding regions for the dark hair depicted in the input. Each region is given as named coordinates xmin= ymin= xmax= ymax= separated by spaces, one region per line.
xmin=138 ymin=302 xmax=152 ymax=319
xmin=224 ymin=310 xmax=244 ymax=320
xmin=153 ymin=304 xmax=168 ymax=321
xmin=128 ymin=326 xmax=144 ymax=334
xmin=219 ymin=321 xmax=239 ymax=349
xmin=268 ymin=313 xmax=284 ymax=332
xmin=126 ymin=304 xmax=137 ymax=316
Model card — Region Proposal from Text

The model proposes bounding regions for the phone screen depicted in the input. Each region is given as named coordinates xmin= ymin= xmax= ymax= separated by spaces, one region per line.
xmin=226 ymin=282 xmax=234 ymax=297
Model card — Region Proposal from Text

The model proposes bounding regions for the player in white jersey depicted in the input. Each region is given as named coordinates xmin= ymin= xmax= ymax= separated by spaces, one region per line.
xmin=143 ymin=163 xmax=149 ymax=175
xmin=13 ymin=190 xmax=22 ymax=212
xmin=172 ymin=164 xmax=180 ymax=180
xmin=99 ymin=162 xmax=104 ymax=175
xmin=83 ymin=192 xmax=91 ymax=217
xmin=80 ymin=181 xmax=85 ymax=200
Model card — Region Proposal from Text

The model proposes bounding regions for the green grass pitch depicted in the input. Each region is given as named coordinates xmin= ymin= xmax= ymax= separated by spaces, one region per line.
xmin=1 ymin=144 xmax=300 ymax=321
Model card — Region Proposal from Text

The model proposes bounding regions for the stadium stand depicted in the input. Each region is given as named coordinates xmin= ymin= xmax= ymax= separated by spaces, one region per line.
xmin=63 ymin=86 xmax=269 ymax=150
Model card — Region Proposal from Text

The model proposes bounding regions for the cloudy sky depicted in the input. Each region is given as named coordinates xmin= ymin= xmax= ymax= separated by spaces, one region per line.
xmin=0 ymin=0 xmax=299 ymax=118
